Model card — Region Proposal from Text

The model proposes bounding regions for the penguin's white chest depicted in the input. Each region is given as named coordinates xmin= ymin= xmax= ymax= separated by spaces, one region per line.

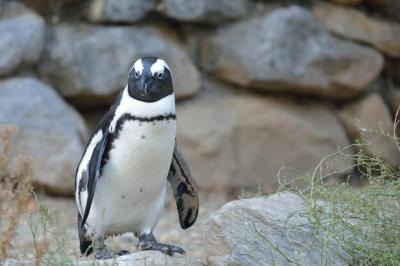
xmin=107 ymin=119 xmax=176 ymax=183
xmin=88 ymin=118 xmax=176 ymax=235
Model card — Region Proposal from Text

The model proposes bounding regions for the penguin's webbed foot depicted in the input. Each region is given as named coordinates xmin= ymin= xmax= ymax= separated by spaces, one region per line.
xmin=94 ymin=245 xmax=113 ymax=260
xmin=93 ymin=237 xmax=114 ymax=260
xmin=116 ymin=250 xmax=130 ymax=256
xmin=138 ymin=233 xmax=185 ymax=256
xmin=94 ymin=246 xmax=130 ymax=259
xmin=138 ymin=242 xmax=185 ymax=256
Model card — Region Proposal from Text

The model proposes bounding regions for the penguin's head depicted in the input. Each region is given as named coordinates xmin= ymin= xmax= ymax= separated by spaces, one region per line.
xmin=127 ymin=57 xmax=173 ymax=102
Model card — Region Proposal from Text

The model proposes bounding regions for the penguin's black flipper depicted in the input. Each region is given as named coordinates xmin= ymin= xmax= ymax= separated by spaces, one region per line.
xmin=167 ymin=142 xmax=199 ymax=229
xmin=80 ymin=130 xmax=110 ymax=229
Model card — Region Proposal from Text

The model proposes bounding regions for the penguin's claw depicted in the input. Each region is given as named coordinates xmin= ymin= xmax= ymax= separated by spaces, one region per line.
xmin=117 ymin=250 xmax=130 ymax=256
xmin=137 ymin=232 xmax=185 ymax=256
xmin=93 ymin=246 xmax=130 ymax=260
xmin=137 ymin=240 xmax=185 ymax=256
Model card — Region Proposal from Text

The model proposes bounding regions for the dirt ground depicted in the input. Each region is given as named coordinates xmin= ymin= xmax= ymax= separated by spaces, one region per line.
xmin=6 ymin=191 xmax=228 ymax=263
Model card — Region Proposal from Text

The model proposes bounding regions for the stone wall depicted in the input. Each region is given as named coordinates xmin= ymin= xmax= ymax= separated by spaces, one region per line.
xmin=0 ymin=0 xmax=399 ymax=195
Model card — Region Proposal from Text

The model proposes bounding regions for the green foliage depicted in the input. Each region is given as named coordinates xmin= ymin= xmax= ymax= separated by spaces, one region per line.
xmin=27 ymin=200 xmax=77 ymax=265
xmin=280 ymin=143 xmax=400 ymax=266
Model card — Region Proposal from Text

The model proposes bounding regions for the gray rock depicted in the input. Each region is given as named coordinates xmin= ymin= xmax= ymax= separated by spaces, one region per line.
xmin=387 ymin=84 xmax=400 ymax=114
xmin=86 ymin=0 xmax=156 ymax=23
xmin=339 ymin=93 xmax=400 ymax=167
xmin=0 ymin=2 xmax=45 ymax=77
xmin=78 ymin=251 xmax=202 ymax=266
xmin=0 ymin=77 xmax=88 ymax=195
xmin=177 ymin=84 xmax=352 ymax=192
xmin=204 ymin=192 xmax=351 ymax=265
xmin=314 ymin=2 xmax=400 ymax=58
xmin=160 ymin=0 xmax=253 ymax=24
xmin=3 ymin=251 xmax=202 ymax=265
xmin=201 ymin=6 xmax=383 ymax=100
xmin=39 ymin=23 xmax=200 ymax=108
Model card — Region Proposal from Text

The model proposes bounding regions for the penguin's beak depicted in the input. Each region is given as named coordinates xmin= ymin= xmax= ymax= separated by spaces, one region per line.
xmin=138 ymin=76 xmax=150 ymax=97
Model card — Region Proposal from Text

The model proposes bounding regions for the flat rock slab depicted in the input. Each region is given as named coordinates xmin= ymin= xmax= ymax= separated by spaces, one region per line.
xmin=201 ymin=6 xmax=383 ymax=100
xmin=78 ymin=251 xmax=202 ymax=266
xmin=3 ymin=251 xmax=202 ymax=266
xmin=205 ymin=192 xmax=351 ymax=265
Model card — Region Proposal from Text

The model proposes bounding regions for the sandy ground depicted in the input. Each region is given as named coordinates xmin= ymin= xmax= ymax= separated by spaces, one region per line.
xmin=6 ymin=191 xmax=228 ymax=263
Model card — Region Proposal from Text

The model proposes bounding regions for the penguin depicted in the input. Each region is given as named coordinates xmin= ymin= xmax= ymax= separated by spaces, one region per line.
xmin=74 ymin=57 xmax=199 ymax=259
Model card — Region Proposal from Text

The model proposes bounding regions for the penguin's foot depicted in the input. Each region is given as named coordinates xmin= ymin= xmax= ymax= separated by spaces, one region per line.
xmin=94 ymin=245 xmax=113 ymax=260
xmin=116 ymin=250 xmax=130 ymax=256
xmin=137 ymin=233 xmax=185 ymax=256
xmin=138 ymin=242 xmax=185 ymax=256
xmin=93 ymin=237 xmax=114 ymax=260
xmin=94 ymin=246 xmax=129 ymax=259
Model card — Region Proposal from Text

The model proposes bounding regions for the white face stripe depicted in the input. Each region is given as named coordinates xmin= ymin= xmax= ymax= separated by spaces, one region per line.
xmin=132 ymin=59 xmax=144 ymax=75
xmin=150 ymin=59 xmax=170 ymax=75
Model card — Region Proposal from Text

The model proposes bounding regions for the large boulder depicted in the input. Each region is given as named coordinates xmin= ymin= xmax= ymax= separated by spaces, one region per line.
xmin=204 ymin=192 xmax=351 ymax=265
xmin=159 ymin=0 xmax=254 ymax=24
xmin=313 ymin=2 xmax=400 ymax=58
xmin=176 ymin=83 xmax=352 ymax=192
xmin=0 ymin=77 xmax=88 ymax=195
xmin=339 ymin=94 xmax=400 ymax=167
xmin=0 ymin=2 xmax=45 ymax=77
xmin=39 ymin=24 xmax=200 ymax=108
xmin=86 ymin=0 xmax=156 ymax=23
xmin=201 ymin=6 xmax=383 ymax=100
xmin=387 ymin=84 xmax=400 ymax=114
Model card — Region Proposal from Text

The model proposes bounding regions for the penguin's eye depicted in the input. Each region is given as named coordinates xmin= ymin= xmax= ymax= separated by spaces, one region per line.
xmin=135 ymin=71 xmax=140 ymax=78
xmin=156 ymin=72 xmax=163 ymax=79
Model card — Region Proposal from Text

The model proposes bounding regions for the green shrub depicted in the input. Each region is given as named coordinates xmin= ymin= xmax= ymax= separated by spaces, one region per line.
xmin=279 ymin=113 xmax=400 ymax=265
